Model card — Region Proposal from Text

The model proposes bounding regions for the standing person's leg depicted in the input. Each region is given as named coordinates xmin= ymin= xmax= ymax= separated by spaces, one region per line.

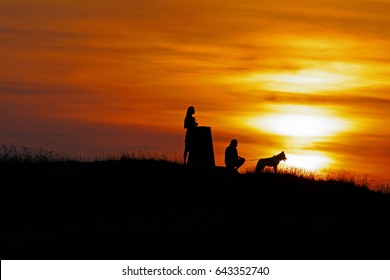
xmin=183 ymin=144 xmax=189 ymax=165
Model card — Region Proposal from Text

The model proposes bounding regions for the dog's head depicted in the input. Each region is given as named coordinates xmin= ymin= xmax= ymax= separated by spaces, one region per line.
xmin=279 ymin=151 xmax=287 ymax=161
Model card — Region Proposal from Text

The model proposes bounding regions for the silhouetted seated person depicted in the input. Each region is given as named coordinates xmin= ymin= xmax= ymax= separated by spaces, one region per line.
xmin=225 ymin=139 xmax=246 ymax=173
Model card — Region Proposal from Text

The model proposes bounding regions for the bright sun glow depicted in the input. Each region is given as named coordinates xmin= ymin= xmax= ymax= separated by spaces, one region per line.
xmin=283 ymin=153 xmax=333 ymax=171
xmin=246 ymin=105 xmax=352 ymax=171
xmin=253 ymin=114 xmax=345 ymax=137
xmin=248 ymin=105 xmax=351 ymax=138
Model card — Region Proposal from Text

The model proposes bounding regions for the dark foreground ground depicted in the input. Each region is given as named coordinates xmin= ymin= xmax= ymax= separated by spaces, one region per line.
xmin=1 ymin=159 xmax=390 ymax=260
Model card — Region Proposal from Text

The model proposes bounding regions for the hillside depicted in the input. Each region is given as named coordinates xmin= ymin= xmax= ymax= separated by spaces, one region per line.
xmin=1 ymin=158 xmax=390 ymax=260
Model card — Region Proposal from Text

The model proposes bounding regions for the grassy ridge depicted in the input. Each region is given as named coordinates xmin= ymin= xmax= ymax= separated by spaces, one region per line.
xmin=1 ymin=152 xmax=390 ymax=259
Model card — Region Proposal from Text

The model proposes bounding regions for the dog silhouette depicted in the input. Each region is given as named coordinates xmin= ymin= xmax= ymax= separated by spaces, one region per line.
xmin=255 ymin=151 xmax=287 ymax=173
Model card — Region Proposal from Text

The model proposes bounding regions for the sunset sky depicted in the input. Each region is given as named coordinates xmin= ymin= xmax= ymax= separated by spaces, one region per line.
xmin=1 ymin=0 xmax=390 ymax=182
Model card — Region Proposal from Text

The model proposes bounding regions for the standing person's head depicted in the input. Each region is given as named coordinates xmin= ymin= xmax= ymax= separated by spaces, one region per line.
xmin=186 ymin=106 xmax=195 ymax=116
xmin=230 ymin=139 xmax=238 ymax=147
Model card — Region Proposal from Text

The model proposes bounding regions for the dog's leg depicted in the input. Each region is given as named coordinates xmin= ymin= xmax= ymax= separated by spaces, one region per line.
xmin=256 ymin=165 xmax=265 ymax=173
xmin=256 ymin=160 xmax=263 ymax=173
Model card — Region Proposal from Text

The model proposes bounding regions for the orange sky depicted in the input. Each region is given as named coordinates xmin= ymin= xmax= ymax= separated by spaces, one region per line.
xmin=1 ymin=0 xmax=390 ymax=183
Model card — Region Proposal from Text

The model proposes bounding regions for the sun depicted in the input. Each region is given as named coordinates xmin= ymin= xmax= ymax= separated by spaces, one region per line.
xmin=248 ymin=105 xmax=351 ymax=138
xmin=245 ymin=105 xmax=352 ymax=171
xmin=283 ymin=153 xmax=333 ymax=171
xmin=253 ymin=114 xmax=344 ymax=137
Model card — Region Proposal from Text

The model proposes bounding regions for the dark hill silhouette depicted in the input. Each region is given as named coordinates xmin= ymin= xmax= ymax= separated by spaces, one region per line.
xmin=1 ymin=157 xmax=390 ymax=260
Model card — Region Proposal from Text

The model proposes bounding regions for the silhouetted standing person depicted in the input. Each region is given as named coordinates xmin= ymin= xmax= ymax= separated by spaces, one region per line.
xmin=183 ymin=105 xmax=198 ymax=165
xmin=225 ymin=139 xmax=246 ymax=173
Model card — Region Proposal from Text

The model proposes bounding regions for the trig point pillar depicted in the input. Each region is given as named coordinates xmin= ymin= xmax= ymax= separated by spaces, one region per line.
xmin=188 ymin=126 xmax=215 ymax=167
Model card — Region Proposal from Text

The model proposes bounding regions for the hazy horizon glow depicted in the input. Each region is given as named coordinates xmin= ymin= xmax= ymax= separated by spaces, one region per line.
xmin=1 ymin=0 xmax=390 ymax=187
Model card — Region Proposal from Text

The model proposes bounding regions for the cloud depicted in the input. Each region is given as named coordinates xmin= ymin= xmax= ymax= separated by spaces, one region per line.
xmin=1 ymin=0 xmax=390 ymax=181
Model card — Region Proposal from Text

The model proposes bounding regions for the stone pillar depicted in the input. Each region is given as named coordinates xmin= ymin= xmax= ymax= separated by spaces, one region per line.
xmin=187 ymin=126 xmax=215 ymax=167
